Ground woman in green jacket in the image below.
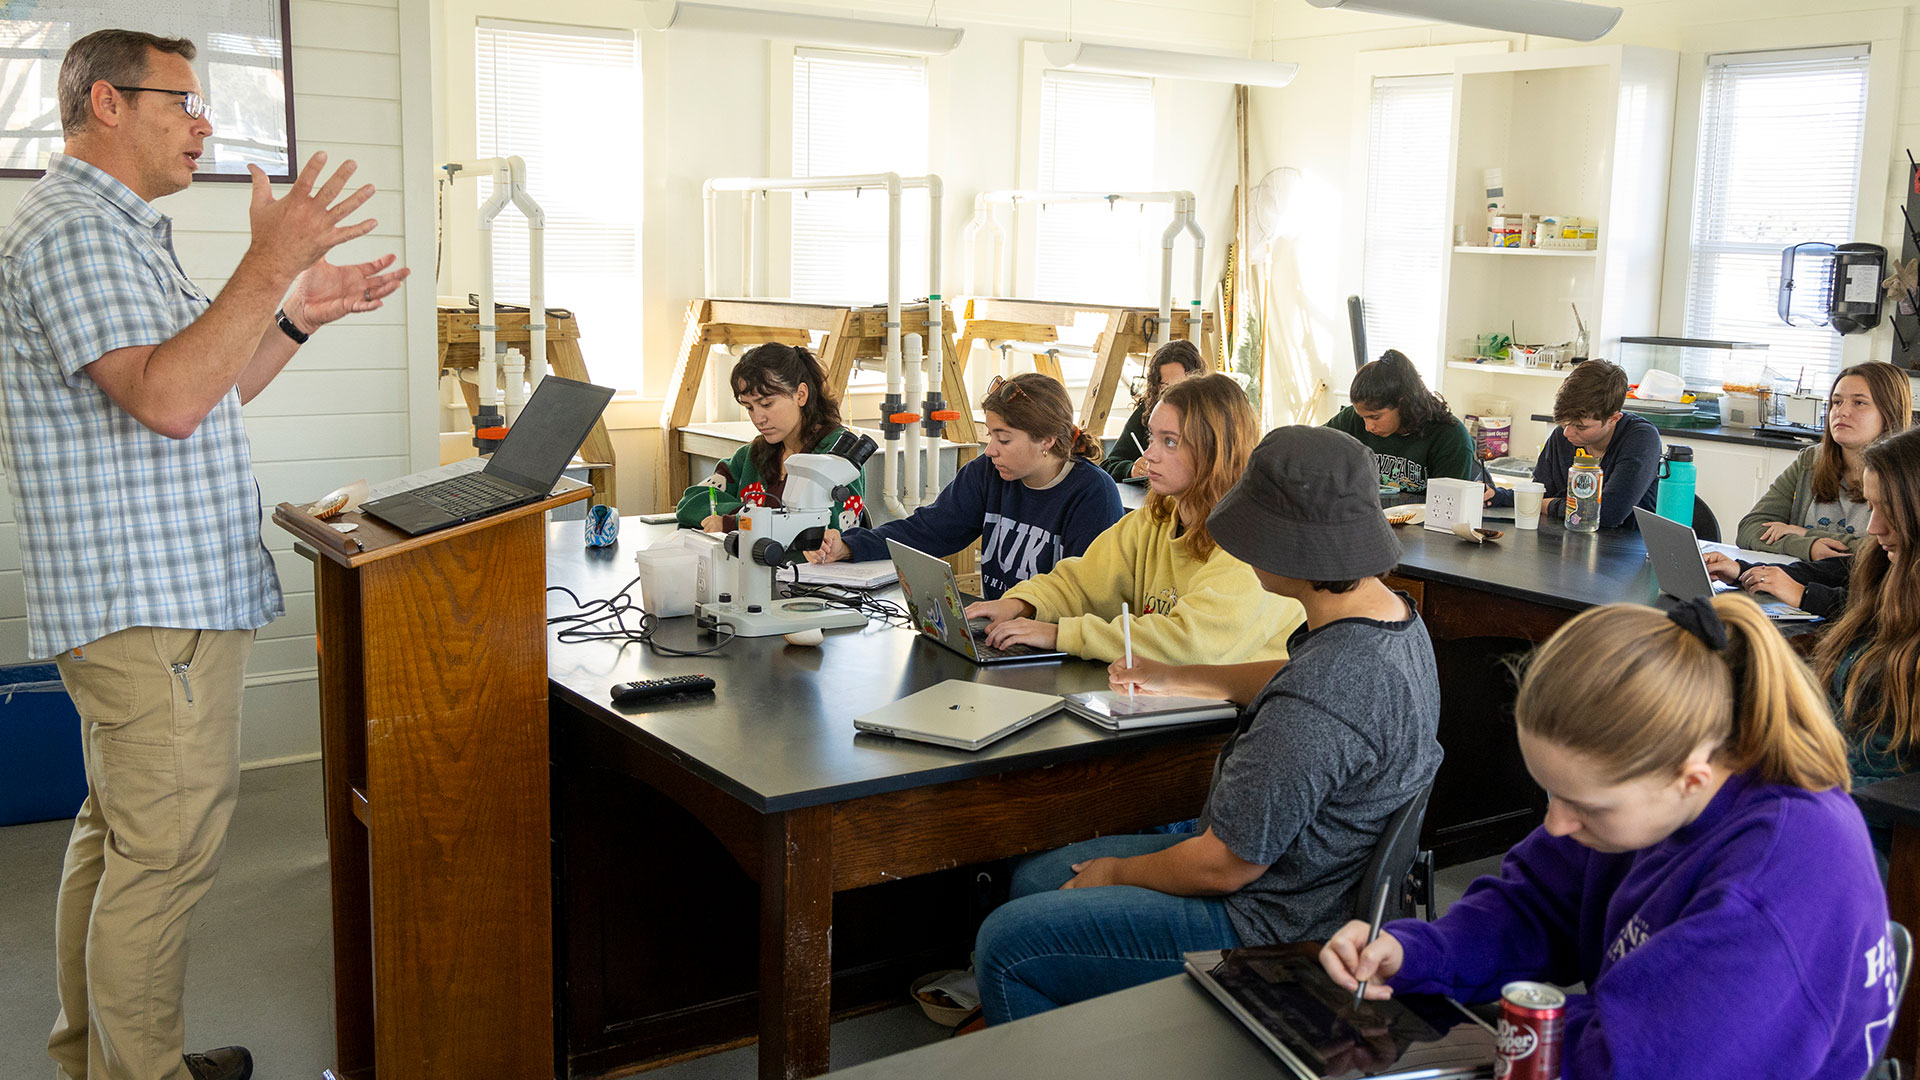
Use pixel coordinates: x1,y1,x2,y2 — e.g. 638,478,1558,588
1737,362,1911,560
1324,349,1476,494
674,342,866,533
1103,339,1204,481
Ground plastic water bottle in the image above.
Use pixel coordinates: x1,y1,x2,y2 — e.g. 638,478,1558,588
1655,446,1696,525
1566,450,1603,533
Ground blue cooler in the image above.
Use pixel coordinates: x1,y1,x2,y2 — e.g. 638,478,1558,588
0,662,87,826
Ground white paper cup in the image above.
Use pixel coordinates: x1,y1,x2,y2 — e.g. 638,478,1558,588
1514,482,1545,530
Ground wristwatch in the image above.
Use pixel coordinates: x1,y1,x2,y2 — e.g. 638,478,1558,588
275,308,310,346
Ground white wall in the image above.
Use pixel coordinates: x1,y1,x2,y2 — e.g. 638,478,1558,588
0,0,440,766
1250,0,1920,445
433,0,1257,511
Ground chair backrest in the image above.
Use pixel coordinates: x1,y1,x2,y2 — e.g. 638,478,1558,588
1692,495,1721,543
1352,783,1434,924
1867,921,1913,1080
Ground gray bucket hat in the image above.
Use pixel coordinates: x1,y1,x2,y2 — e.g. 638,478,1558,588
1207,426,1402,581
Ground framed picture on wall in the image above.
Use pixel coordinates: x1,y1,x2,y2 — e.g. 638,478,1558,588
0,0,297,182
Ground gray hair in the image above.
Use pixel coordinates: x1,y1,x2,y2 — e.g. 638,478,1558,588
59,29,197,137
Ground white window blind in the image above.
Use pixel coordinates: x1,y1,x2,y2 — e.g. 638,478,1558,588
791,49,928,305
476,21,642,388
1683,46,1869,389
1035,70,1163,306
1360,75,1452,384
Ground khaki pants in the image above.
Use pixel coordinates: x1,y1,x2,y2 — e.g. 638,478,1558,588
47,627,255,1080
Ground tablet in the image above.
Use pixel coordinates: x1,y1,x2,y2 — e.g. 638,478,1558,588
1185,943,1497,1080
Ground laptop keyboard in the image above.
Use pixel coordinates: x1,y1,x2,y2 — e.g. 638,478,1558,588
412,472,530,516
968,623,1048,659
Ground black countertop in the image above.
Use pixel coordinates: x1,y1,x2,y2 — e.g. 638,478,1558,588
1854,773,1920,829
830,973,1286,1079
1529,414,1816,452
544,521,1229,815
1389,517,1660,612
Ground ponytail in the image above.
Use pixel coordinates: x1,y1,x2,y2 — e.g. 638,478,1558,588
1516,596,1848,791
1068,425,1103,462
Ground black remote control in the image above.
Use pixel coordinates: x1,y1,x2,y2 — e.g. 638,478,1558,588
610,675,715,704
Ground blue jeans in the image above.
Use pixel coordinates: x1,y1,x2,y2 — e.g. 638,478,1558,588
974,834,1243,1024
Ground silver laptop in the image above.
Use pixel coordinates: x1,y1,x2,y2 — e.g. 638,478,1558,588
852,680,1065,751
885,539,1068,664
1634,507,1818,621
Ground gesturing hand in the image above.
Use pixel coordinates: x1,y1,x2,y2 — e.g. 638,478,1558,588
247,152,380,284
282,254,409,334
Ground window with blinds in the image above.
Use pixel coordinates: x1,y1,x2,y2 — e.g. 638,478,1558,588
1682,46,1870,389
1359,74,1453,384
1034,70,1163,305
791,49,929,305
475,21,642,387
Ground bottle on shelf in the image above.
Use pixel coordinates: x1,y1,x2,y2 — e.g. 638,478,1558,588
1566,449,1603,533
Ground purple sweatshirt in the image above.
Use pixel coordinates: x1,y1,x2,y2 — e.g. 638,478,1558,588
1388,772,1894,1080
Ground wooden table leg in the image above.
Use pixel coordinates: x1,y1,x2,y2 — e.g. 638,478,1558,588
1888,824,1920,1070
759,805,833,1080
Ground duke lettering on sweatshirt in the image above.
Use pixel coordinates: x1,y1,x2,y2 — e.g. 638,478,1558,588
840,456,1124,599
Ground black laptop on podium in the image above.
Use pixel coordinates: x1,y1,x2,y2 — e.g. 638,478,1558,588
362,375,614,536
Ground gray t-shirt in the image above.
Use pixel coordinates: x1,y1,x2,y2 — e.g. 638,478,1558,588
1198,594,1443,945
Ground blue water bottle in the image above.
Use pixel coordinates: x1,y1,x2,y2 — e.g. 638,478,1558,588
1655,446,1696,523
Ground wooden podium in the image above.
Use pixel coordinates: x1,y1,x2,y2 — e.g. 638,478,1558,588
275,483,591,1080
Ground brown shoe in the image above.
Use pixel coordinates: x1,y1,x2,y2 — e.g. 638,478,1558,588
183,1046,253,1080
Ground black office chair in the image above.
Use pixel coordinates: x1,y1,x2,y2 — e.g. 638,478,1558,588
1692,496,1721,543
1867,920,1913,1080
1352,782,1436,925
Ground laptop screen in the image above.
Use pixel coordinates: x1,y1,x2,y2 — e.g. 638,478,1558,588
484,376,615,492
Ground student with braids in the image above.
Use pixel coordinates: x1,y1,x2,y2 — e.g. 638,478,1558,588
809,373,1123,598
1103,338,1204,481
966,373,1304,665
1813,426,1920,795
1324,349,1477,494
1321,595,1894,1080
674,342,866,533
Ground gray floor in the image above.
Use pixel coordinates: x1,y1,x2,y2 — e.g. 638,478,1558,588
0,760,1504,1078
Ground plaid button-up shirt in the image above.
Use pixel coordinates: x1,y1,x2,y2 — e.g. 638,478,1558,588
0,155,281,658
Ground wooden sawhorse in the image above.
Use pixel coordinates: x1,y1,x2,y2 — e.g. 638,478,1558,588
953,297,1217,443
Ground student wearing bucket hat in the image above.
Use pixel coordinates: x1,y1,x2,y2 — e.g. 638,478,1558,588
973,427,1444,1025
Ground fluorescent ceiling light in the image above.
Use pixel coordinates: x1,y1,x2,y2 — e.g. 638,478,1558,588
1306,0,1621,41
641,2,964,56
1041,42,1298,88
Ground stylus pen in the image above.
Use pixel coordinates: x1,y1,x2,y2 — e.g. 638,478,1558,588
1353,879,1393,1008
1122,602,1135,706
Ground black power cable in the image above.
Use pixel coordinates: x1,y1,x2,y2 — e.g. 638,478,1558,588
546,575,737,657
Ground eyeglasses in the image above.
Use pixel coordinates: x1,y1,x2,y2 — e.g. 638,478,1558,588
111,86,209,120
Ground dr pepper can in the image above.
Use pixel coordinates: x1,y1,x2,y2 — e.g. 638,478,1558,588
1494,980,1565,1079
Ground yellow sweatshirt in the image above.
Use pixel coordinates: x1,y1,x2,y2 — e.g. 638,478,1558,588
1002,502,1305,665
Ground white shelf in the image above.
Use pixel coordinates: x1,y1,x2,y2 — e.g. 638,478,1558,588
1452,245,1597,257
1447,361,1575,379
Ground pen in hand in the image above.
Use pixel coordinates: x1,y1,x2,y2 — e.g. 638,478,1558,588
1353,879,1392,1008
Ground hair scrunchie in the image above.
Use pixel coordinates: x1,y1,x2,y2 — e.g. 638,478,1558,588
1668,596,1730,652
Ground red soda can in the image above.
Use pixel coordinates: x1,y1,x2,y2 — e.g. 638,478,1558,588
1494,981,1565,1079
